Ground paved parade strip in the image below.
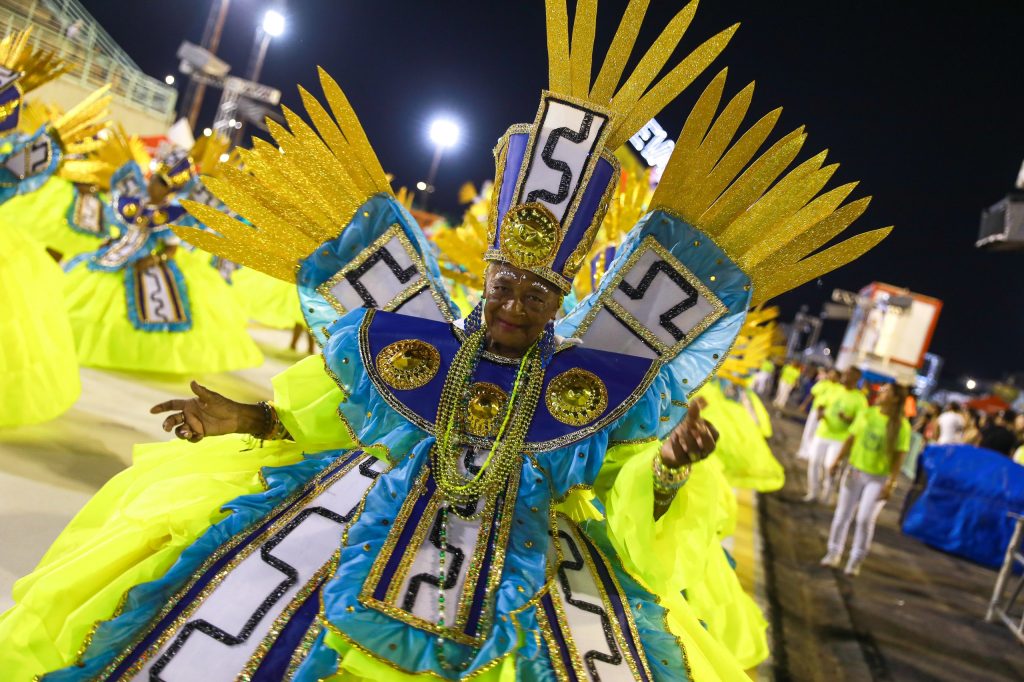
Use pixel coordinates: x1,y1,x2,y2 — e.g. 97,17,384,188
762,412,1024,682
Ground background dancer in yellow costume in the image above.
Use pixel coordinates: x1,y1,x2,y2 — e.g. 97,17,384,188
0,28,111,427
1,1,891,679
61,133,262,374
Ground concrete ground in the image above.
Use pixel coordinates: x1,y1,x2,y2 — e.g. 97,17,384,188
761,408,1024,681
0,327,300,612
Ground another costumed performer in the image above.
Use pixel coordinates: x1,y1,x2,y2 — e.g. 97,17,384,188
0,1,890,679
0,28,112,427
62,137,262,374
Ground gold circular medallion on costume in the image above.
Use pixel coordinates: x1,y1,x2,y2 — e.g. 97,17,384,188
151,209,169,225
545,368,608,426
122,202,138,218
375,339,441,390
499,202,561,269
464,382,509,437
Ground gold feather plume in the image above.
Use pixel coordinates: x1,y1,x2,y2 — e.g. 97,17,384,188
12,86,113,186
0,28,69,94
719,306,783,385
433,185,492,290
649,68,891,306
177,67,393,283
545,0,737,150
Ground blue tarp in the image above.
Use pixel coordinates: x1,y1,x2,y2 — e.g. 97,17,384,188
902,444,1024,569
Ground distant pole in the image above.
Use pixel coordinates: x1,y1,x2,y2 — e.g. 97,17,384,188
185,0,231,129
233,6,284,146
422,145,444,209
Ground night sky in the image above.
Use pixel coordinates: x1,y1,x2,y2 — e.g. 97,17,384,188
81,0,1024,381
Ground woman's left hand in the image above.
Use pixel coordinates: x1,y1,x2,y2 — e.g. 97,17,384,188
660,397,719,468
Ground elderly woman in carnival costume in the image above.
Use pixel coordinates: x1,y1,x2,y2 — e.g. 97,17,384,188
0,1,891,680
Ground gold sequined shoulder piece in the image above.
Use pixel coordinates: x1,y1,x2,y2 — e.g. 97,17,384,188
176,67,393,283
649,70,892,305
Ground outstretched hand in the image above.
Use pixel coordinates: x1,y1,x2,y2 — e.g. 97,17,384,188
660,397,719,468
150,381,245,443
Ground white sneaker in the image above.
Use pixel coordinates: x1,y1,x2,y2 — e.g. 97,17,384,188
819,551,842,568
844,559,862,576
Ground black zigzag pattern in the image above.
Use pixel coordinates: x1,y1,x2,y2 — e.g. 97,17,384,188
555,528,623,679
526,112,595,206
346,247,419,308
617,259,699,342
150,461,381,680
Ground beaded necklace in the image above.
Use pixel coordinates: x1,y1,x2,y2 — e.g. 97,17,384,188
432,324,546,673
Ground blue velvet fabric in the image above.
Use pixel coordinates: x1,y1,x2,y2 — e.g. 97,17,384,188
902,444,1024,568
360,310,654,450
558,209,752,438
296,193,457,346
0,127,62,203
0,84,21,133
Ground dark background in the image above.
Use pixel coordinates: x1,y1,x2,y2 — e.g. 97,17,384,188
81,0,1024,381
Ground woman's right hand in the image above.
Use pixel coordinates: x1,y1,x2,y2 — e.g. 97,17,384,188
150,381,257,442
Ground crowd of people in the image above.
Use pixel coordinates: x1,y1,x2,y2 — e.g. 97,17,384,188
760,358,1024,578
916,402,1024,460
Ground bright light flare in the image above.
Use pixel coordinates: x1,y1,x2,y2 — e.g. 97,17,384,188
164,74,175,85
416,181,427,191
262,9,286,37
428,118,460,149
966,378,977,391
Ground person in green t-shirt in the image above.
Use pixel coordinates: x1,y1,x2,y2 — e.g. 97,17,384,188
820,382,911,576
797,368,840,461
752,359,776,396
804,366,866,502
773,361,802,409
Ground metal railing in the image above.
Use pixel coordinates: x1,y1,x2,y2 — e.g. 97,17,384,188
986,511,1024,644
0,0,176,120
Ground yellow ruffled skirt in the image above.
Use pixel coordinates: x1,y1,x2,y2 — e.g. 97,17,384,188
0,177,106,260
231,266,305,329
64,249,263,374
0,225,80,427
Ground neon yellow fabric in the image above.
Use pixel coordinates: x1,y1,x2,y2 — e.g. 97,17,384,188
232,266,304,329
759,360,773,373
598,441,719,594
596,442,761,678
815,387,868,442
810,379,839,409
272,354,354,446
0,360,358,680
0,176,104,259
685,546,769,670
697,383,784,492
63,249,263,374
0,223,80,427
848,406,911,476
0,435,312,680
779,365,800,386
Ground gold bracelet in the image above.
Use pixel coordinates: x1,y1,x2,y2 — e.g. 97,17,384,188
652,452,691,494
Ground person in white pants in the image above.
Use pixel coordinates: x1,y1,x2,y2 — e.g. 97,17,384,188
797,368,839,460
773,361,801,409
821,383,911,575
804,367,867,502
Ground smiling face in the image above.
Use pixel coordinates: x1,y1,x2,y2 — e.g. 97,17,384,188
482,263,562,358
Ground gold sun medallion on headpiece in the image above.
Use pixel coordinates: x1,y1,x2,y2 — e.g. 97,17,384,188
499,202,561,269
545,368,608,426
376,339,441,390
464,382,509,437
